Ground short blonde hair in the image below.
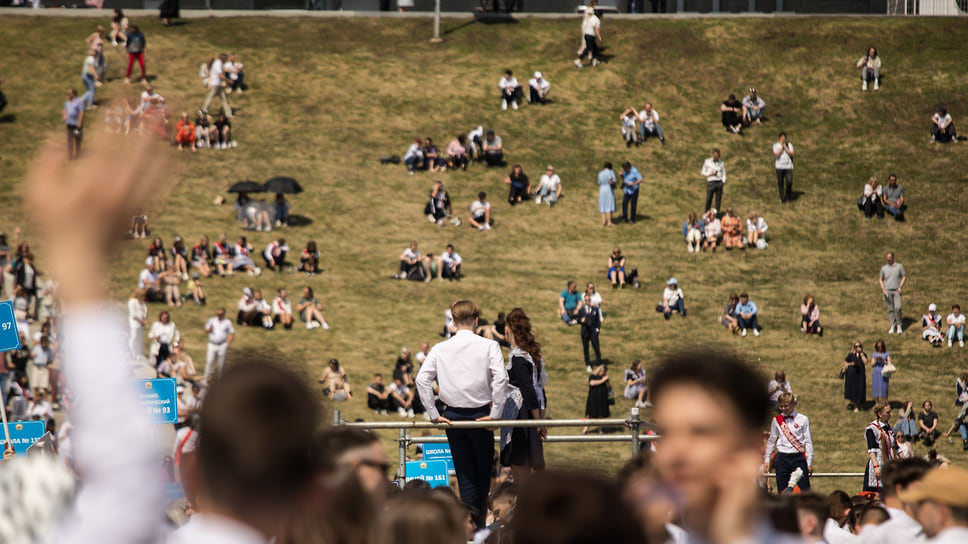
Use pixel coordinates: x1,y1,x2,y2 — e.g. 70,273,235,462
450,300,480,327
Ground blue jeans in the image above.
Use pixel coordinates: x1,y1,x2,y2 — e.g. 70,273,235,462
959,423,968,441
622,190,638,222
82,73,97,108
738,313,759,331
664,298,685,319
894,417,917,438
276,203,290,224
885,203,904,219
537,185,557,203
639,123,664,142
949,325,965,342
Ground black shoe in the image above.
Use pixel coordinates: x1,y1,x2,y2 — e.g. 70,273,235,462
963,439,967,451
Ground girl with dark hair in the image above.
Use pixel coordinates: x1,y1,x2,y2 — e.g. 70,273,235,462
500,308,547,484
504,165,530,205
299,240,320,275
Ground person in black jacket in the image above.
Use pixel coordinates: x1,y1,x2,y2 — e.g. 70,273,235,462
579,293,602,373
500,308,546,485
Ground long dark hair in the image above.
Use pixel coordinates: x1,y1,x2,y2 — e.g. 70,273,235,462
506,308,541,370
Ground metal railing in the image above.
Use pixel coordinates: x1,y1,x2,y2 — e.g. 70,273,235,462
333,408,655,479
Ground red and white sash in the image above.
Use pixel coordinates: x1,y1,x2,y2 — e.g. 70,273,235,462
776,414,806,456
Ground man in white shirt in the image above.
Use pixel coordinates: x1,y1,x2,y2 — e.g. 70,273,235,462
742,87,766,125
438,243,462,281
773,132,795,204
637,103,665,144
139,84,166,112
864,458,932,544
700,148,726,213
947,304,965,347
527,71,550,105
661,278,685,320
204,307,235,379
468,191,492,231
899,465,968,544
534,165,561,205
482,130,504,167
138,257,161,297
396,240,430,281
415,342,430,364
416,299,507,529
498,70,520,111
763,392,814,491
930,106,957,144
574,1,602,68
201,53,232,118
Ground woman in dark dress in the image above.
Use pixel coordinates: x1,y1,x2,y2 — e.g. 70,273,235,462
582,365,610,434
843,341,868,412
159,0,179,26
499,308,547,485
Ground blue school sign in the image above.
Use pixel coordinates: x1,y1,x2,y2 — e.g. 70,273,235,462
8,420,46,456
0,300,22,352
405,460,449,488
423,440,454,471
136,378,179,424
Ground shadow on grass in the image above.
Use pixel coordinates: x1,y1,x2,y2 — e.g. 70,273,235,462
787,190,805,203
442,19,477,37
0,114,14,124
288,214,314,227
473,11,520,24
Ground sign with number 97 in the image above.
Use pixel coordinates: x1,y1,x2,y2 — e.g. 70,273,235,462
0,301,21,352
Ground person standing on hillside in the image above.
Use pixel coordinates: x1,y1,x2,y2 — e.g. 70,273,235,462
63,88,85,161
201,54,232,118
124,24,146,85
700,148,725,213
879,251,906,334
574,0,602,69
763,392,813,492
773,132,794,204
416,299,508,529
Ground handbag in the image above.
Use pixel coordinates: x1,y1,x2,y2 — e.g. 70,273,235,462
882,362,897,377
838,366,847,379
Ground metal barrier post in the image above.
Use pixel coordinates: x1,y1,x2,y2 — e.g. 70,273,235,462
628,408,641,455
398,428,408,481
332,409,341,426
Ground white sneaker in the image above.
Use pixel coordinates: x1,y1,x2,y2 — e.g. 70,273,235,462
592,59,600,67
950,339,954,347
574,59,583,69
862,81,868,91
535,196,542,204
321,321,330,330
182,273,189,281
275,220,282,227
484,224,491,231
888,327,895,334
427,214,436,223
874,80,879,91
254,267,262,276
501,99,508,111
741,329,748,337
687,245,694,253
896,325,902,334
397,407,408,417
511,101,518,110
407,408,415,418
311,321,321,329
306,322,313,330
586,365,593,373
478,226,485,231
961,340,965,347
753,329,760,337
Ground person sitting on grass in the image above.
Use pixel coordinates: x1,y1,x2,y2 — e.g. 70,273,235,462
424,181,453,225
169,236,190,280
559,280,583,325
947,304,965,347
918,400,940,447
482,129,504,167
213,233,234,276
607,246,627,288
187,273,205,305
175,112,196,152
319,359,352,401
389,376,416,417
534,165,561,206
859,176,885,219
661,278,685,319
437,244,462,281
224,53,246,93
272,288,294,330
476,311,508,345
423,137,446,172
881,174,905,221
138,258,161,300
262,237,289,272
237,287,261,326
624,360,649,408
298,286,329,330
159,264,183,307
468,191,492,231
620,108,639,148
719,292,740,333
801,294,822,336
499,69,521,111
736,292,760,337
856,46,880,91
148,237,169,271
922,303,945,346
721,207,743,250
213,112,234,149
682,211,703,253
528,71,550,105
746,211,768,249
367,373,391,414
701,209,721,252
446,134,469,171
741,87,765,126
403,138,424,174
504,164,531,206
930,106,958,144
231,236,261,276
194,110,213,149
274,193,291,227
299,239,320,276
720,94,743,134
396,240,431,281
253,288,274,329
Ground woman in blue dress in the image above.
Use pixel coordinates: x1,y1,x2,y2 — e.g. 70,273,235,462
870,339,892,405
597,162,616,227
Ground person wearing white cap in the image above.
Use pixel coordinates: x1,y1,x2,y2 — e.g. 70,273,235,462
922,303,944,345
742,87,765,126
137,256,160,297
899,465,968,543
527,71,550,105
661,278,685,320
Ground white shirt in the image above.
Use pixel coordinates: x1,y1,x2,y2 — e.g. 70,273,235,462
208,58,224,88
205,316,235,344
774,141,794,170
743,94,766,110
528,77,550,92
498,76,519,92
701,157,726,183
401,247,420,261
148,321,180,354
415,329,508,420
441,250,462,267
933,113,952,128
947,313,965,328
166,513,269,544
415,350,429,364
140,90,165,111
28,399,54,420
263,241,288,262
172,426,198,460
138,268,158,289
470,200,490,218
824,518,857,544
747,217,768,234
638,108,660,130
272,296,292,316
863,506,925,544
768,379,791,403
662,287,683,306
929,526,968,544
128,297,147,325
538,173,561,192
864,184,882,197
581,12,600,36
764,411,814,466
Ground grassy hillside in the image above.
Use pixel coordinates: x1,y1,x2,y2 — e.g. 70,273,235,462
1,14,967,492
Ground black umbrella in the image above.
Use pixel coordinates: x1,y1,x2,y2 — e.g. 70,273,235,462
264,176,303,194
228,180,267,193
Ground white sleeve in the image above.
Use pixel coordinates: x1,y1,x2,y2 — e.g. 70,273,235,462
50,308,163,543
487,342,508,420
415,351,439,419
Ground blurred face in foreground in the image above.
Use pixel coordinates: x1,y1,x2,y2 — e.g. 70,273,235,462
653,383,758,513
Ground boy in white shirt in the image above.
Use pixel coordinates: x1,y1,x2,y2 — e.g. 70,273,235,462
498,70,520,111
468,191,492,231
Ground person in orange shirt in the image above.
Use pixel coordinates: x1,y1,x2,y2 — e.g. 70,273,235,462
175,111,196,152
721,207,743,249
